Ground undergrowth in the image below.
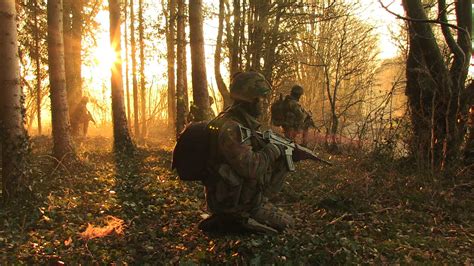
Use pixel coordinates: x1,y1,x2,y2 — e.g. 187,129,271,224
0,136,472,264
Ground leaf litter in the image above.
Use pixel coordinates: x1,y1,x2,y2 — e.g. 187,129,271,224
79,216,125,241
0,136,472,264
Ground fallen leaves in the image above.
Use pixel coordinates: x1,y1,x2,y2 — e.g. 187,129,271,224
79,216,125,241
0,136,472,264
64,237,73,246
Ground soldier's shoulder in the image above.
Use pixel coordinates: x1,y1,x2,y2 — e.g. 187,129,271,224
284,96,296,103
286,99,300,108
208,112,237,128
219,117,241,133
211,115,243,142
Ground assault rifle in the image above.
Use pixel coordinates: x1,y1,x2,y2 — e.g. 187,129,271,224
239,126,332,171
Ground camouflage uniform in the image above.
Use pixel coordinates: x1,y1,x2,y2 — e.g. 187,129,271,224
71,97,95,136
187,97,216,123
282,86,314,146
203,72,294,232
283,96,307,131
187,102,198,122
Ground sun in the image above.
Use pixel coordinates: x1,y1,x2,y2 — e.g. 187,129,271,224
94,43,118,71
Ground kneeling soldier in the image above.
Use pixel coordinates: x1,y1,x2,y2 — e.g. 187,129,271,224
200,71,294,233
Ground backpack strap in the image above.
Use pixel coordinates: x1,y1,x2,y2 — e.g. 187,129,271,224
238,125,252,143
204,112,229,185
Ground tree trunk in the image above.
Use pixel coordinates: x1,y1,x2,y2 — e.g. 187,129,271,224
324,65,338,151
260,3,281,124
248,0,268,71
0,0,29,201
240,0,246,69
229,0,240,76
402,0,472,169
63,0,74,131
215,0,231,108
71,0,83,112
47,0,75,160
108,0,135,153
176,0,188,136
262,4,281,83
245,0,253,70
138,0,146,138
124,0,131,128
63,0,83,136
165,0,177,129
130,0,140,138
189,0,210,121
34,0,42,135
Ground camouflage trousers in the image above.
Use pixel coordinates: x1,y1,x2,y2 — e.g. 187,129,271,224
72,121,90,137
202,161,294,233
251,162,294,231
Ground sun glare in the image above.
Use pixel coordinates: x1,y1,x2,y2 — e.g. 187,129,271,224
94,43,118,71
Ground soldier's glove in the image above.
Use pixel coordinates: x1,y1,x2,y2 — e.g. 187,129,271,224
275,144,287,159
262,143,284,161
292,148,306,162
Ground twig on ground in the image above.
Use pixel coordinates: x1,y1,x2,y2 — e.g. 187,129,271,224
39,153,73,177
328,212,350,225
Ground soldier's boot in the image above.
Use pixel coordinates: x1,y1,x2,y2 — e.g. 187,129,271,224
198,214,278,234
251,202,295,232
198,214,249,234
199,214,236,232
243,218,278,234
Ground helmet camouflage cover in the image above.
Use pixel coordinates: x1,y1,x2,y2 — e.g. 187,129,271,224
230,72,271,102
291,85,304,96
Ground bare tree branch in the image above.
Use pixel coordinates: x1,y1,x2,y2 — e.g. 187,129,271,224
378,0,469,37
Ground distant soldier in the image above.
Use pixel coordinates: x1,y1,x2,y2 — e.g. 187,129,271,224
187,96,216,122
71,96,95,137
199,71,294,233
208,96,216,118
272,85,314,145
187,101,198,122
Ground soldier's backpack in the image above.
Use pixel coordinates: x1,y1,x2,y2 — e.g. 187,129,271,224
271,94,286,126
171,121,211,181
172,117,224,182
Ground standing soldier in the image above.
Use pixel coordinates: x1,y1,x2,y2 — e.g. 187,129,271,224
208,96,216,118
199,71,294,233
71,96,95,137
276,85,314,145
187,96,216,122
187,101,198,122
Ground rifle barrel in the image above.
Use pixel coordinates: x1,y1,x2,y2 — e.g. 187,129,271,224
296,144,332,165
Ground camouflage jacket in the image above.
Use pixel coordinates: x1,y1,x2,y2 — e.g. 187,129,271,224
283,96,308,130
72,103,93,123
205,105,285,216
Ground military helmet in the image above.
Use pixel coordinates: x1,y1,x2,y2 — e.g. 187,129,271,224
230,72,271,102
291,85,304,96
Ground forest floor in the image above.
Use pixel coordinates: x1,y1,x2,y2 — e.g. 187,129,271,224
0,136,473,264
